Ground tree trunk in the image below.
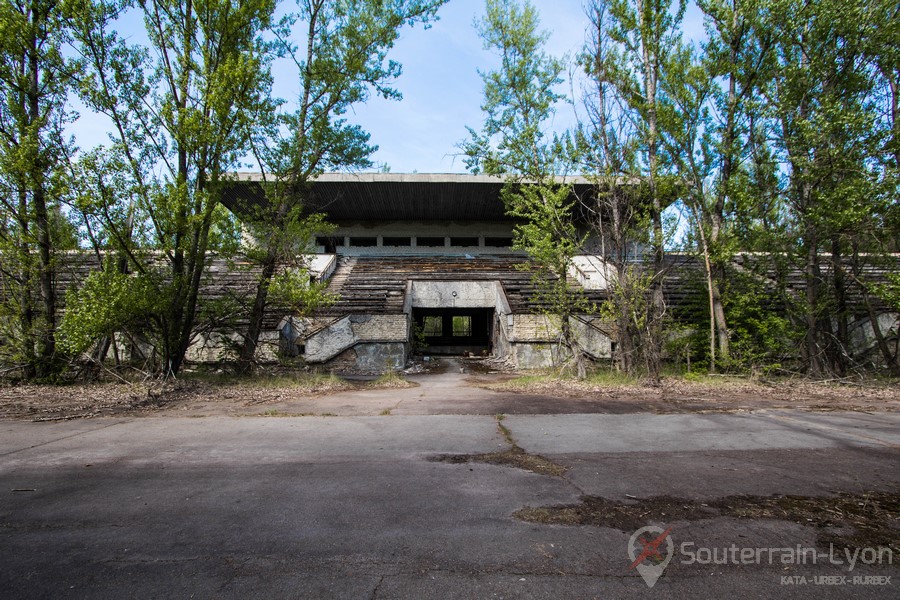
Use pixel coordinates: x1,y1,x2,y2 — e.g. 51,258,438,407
804,221,823,377
561,317,587,379
27,14,56,378
829,237,848,376
711,270,729,360
708,8,740,366
638,0,665,383
239,249,278,372
33,187,56,377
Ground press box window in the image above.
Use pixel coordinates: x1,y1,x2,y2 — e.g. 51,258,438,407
416,236,445,247
484,237,513,247
315,236,344,251
383,237,412,247
450,237,478,247
349,237,377,247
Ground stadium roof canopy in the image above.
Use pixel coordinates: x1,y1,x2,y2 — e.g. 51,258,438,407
221,172,601,222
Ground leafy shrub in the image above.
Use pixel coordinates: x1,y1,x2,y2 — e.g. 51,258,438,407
58,269,161,356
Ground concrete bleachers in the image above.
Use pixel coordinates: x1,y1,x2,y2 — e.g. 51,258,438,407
321,254,578,316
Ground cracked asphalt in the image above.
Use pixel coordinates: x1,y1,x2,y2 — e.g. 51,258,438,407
1,368,898,599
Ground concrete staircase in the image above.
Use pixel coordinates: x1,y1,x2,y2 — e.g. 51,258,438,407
319,255,559,316
325,256,357,293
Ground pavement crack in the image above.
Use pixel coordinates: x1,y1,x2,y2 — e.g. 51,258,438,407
429,415,570,477
368,575,385,600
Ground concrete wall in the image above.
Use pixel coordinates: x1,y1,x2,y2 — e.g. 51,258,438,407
184,331,280,363
512,342,559,369
848,312,899,368
326,342,407,373
308,254,337,281
508,314,557,342
571,317,614,359
502,314,614,369
569,256,614,290
305,314,408,364
409,281,499,309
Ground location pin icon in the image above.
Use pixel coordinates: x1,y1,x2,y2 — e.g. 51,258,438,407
627,525,674,588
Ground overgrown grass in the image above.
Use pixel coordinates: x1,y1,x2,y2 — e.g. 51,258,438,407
585,369,640,386
178,369,355,393
501,373,555,387
372,370,414,388
494,368,640,390
245,373,346,389
182,369,417,393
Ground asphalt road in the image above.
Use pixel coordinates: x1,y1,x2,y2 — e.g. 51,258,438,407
1,408,898,599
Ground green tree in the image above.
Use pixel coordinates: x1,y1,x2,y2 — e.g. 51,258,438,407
71,0,277,375
661,0,774,372
579,0,686,381
0,0,80,378
759,0,892,376
576,1,651,376
236,0,445,372
464,0,593,378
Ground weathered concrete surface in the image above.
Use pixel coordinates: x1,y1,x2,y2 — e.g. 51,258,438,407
1,377,898,599
305,314,408,366
409,280,499,308
504,411,900,454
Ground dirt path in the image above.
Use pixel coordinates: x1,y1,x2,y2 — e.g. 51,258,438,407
1,358,898,421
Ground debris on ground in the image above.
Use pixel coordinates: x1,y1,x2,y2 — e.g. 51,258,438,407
515,490,900,552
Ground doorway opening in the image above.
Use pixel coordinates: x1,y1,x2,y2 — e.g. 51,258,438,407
413,308,493,356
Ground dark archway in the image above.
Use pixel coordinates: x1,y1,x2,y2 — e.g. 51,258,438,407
413,308,493,355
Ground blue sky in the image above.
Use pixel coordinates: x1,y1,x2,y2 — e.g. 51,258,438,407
69,0,706,174
345,0,590,173
329,0,706,173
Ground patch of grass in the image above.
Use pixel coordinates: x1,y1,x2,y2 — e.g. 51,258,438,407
254,410,340,417
488,373,554,390
677,370,749,385
250,373,347,390
585,369,640,386
371,370,415,389
379,408,392,416
256,410,317,417
486,368,641,391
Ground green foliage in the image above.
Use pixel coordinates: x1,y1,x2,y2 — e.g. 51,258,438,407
267,270,337,317
58,269,161,356
467,0,593,377
585,368,639,386
873,273,900,312
235,0,445,369
0,0,84,377
506,182,593,334
506,183,581,271
723,285,796,370
69,0,280,375
411,323,428,353
464,0,565,177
